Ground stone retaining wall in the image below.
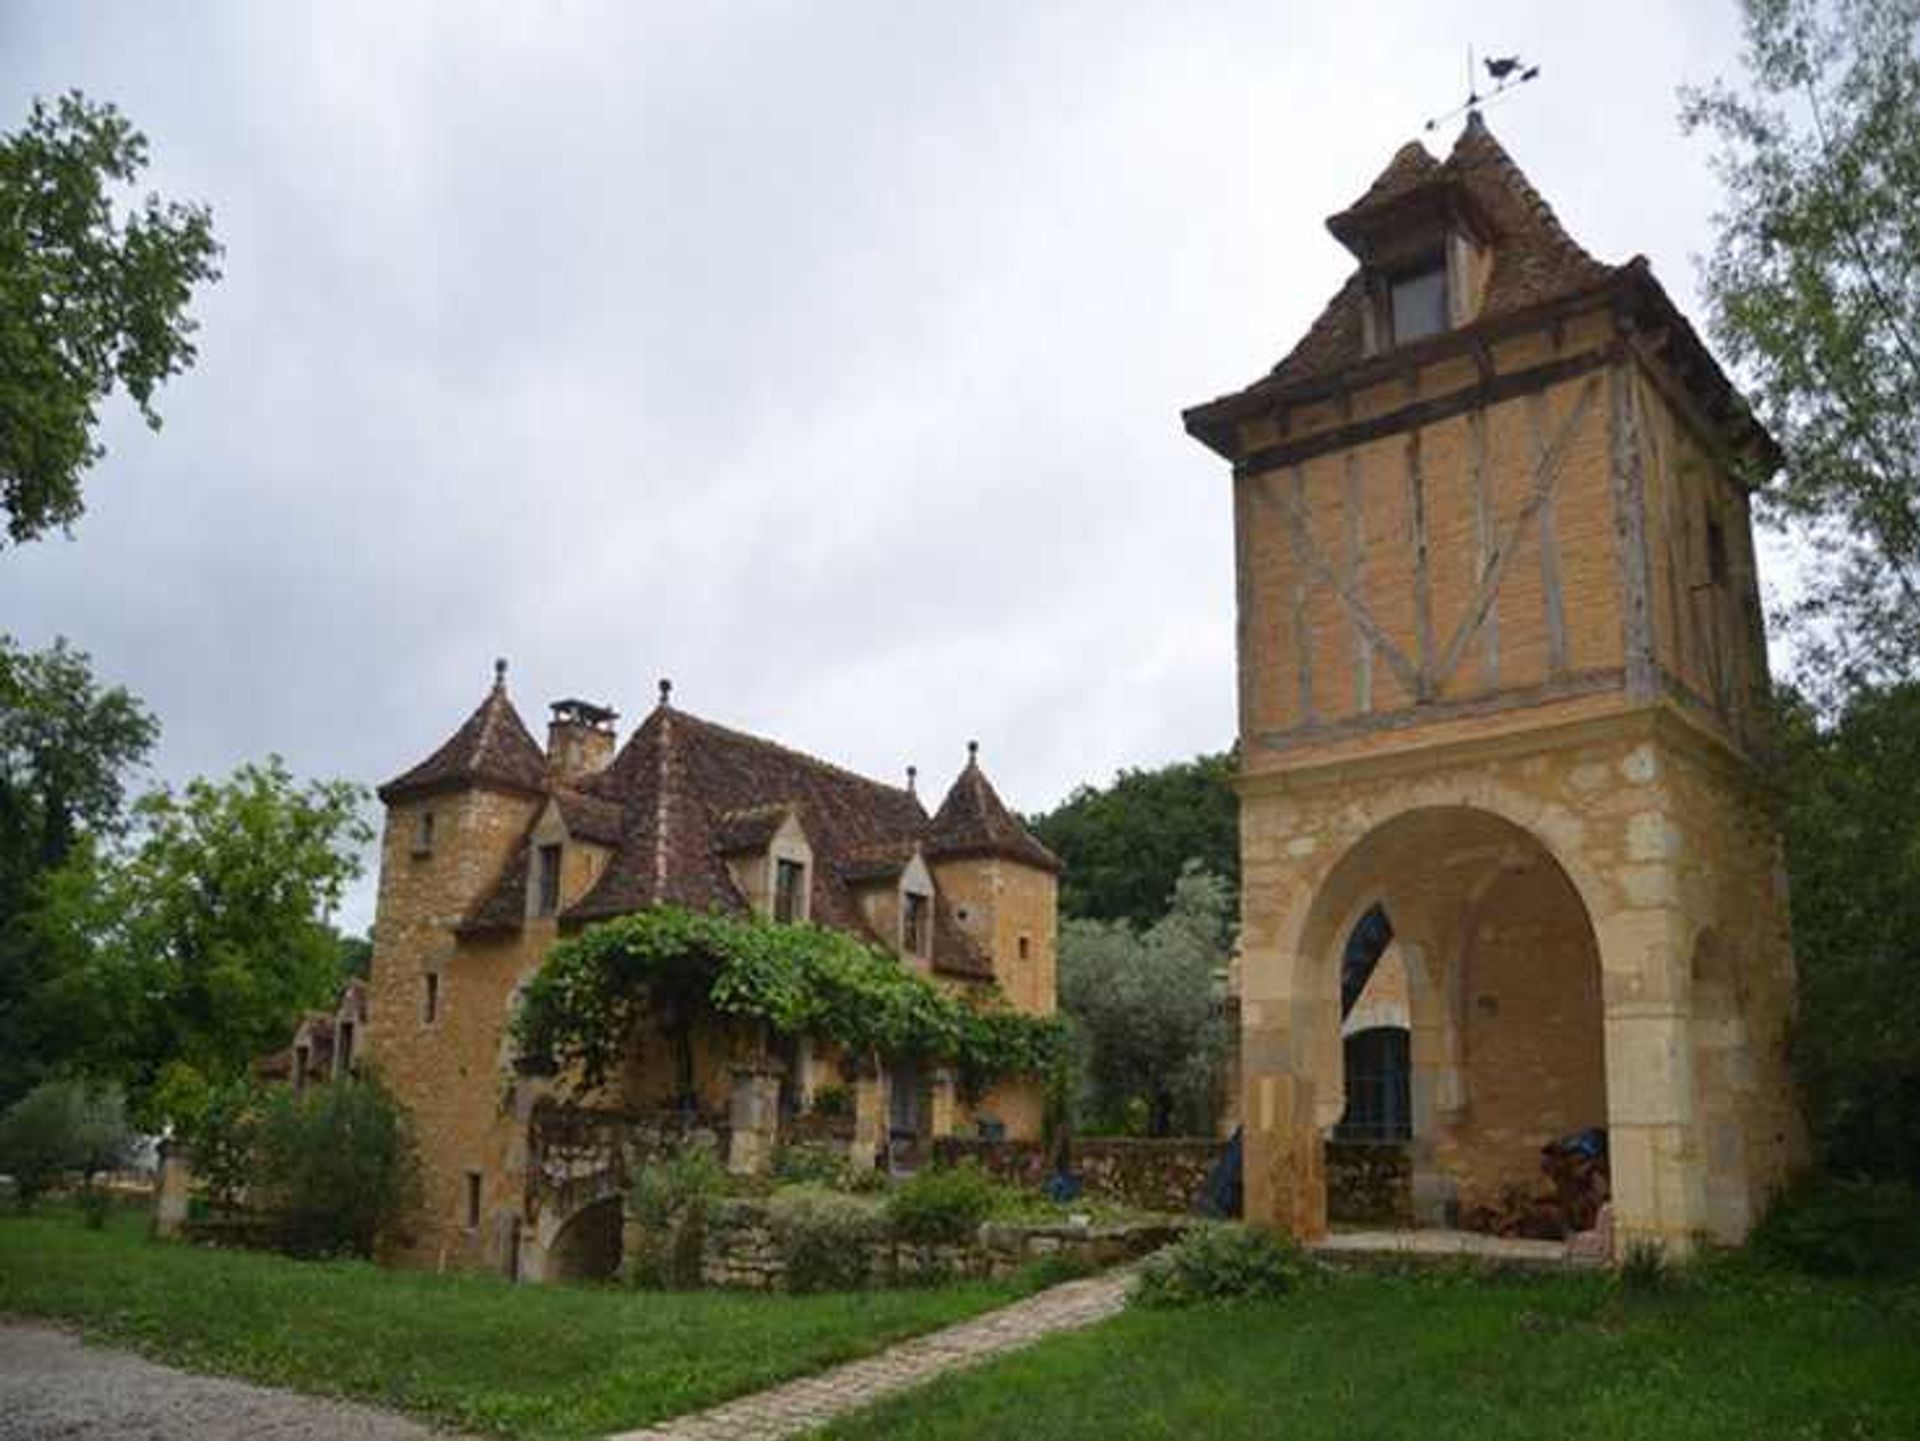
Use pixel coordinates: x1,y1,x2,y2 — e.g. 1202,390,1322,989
932,1137,1225,1214
676,1197,1188,1291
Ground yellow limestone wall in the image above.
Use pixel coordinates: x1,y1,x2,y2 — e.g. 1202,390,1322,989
1223,314,1804,1255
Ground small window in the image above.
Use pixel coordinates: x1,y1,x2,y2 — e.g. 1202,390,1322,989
903,891,931,958
423,972,440,1025
464,1170,482,1229
774,858,806,923
336,1021,355,1076
1388,263,1449,345
536,843,562,917
1017,934,1031,962
413,810,436,856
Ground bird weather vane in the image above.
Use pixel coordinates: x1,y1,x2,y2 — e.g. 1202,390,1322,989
1425,47,1541,132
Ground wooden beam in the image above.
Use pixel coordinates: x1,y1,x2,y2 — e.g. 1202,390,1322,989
1407,429,1435,700
1343,450,1373,714
1285,467,1316,726
1531,390,1570,678
1608,363,1659,701
1234,344,1619,478
1468,406,1498,688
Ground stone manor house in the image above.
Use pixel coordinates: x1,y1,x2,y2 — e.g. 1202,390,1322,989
1186,114,1803,1254
360,674,1060,1278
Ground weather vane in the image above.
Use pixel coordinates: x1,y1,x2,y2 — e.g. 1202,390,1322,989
1425,47,1541,133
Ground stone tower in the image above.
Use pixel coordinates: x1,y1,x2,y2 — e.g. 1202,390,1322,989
1183,116,1803,1254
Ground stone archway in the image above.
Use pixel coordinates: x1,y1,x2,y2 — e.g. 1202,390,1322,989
1246,803,1612,1242
544,1194,625,1283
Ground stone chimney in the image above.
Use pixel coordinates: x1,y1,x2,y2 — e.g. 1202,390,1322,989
546,699,617,782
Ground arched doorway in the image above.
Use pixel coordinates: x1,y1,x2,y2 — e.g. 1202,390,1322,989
546,1195,624,1283
1271,806,1610,1238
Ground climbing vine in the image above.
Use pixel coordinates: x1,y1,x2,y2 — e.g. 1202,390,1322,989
510,906,1069,1098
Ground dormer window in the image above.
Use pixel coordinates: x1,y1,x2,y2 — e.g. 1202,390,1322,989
1387,260,1449,345
774,857,807,923
902,890,931,958
535,843,562,917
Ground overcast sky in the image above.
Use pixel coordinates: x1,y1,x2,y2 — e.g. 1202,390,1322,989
1,1,1767,931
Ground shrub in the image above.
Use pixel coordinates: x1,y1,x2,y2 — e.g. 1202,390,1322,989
772,1141,848,1188
0,1080,135,1214
1021,1251,1098,1289
1132,1224,1305,1308
770,1184,884,1292
253,1074,421,1258
887,1163,1002,1245
808,1084,852,1118
628,1140,728,1289
1750,1177,1920,1278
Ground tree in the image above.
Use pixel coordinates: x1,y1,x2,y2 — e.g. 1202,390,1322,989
0,92,221,544
1059,864,1234,1136
1683,0,1920,690
1027,751,1238,926
26,757,372,1116
0,635,158,1107
1774,683,1920,1184
0,1078,133,1214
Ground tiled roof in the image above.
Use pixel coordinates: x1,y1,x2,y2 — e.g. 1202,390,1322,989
924,747,1064,874
1265,114,1615,392
377,672,548,802
423,685,1055,976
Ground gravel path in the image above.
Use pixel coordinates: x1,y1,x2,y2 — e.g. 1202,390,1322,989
608,1266,1136,1441
0,1322,455,1440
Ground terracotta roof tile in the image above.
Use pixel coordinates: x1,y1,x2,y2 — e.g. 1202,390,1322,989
378,674,548,802
924,747,1063,873
1265,115,1616,391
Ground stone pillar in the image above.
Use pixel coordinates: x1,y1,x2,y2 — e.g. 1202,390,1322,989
851,1068,890,1171
726,1064,783,1176
928,1067,959,1140
1240,1004,1328,1241
153,1139,193,1239
1599,902,1709,1257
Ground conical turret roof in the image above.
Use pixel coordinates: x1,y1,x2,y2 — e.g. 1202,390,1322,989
924,744,1063,873
377,662,548,802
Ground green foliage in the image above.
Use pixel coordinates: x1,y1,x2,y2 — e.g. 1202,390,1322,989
885,1164,1001,1245
1131,1224,1305,1308
513,907,1069,1096
251,1074,420,1259
0,92,221,544
25,757,371,1118
0,636,158,1110
807,1083,852,1118
156,1066,263,1210
1751,1177,1920,1277
769,1184,884,1292
0,1079,133,1212
1019,1251,1098,1289
1026,751,1238,926
1683,0,1920,686
1060,864,1233,1136
629,1141,728,1289
1773,683,1920,1181
772,1140,852,1188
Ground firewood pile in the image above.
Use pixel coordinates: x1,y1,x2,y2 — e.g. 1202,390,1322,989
1461,1128,1610,1240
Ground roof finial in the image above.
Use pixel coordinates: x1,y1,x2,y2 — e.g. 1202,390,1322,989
658,677,673,708
493,657,508,691
906,764,918,796
966,739,979,764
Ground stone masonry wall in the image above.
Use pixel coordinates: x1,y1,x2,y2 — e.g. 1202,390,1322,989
933,1137,1224,1215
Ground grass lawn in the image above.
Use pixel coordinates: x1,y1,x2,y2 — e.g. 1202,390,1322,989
824,1257,1920,1440
0,1205,1039,1438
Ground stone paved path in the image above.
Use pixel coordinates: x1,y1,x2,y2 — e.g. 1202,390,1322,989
608,1267,1136,1440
